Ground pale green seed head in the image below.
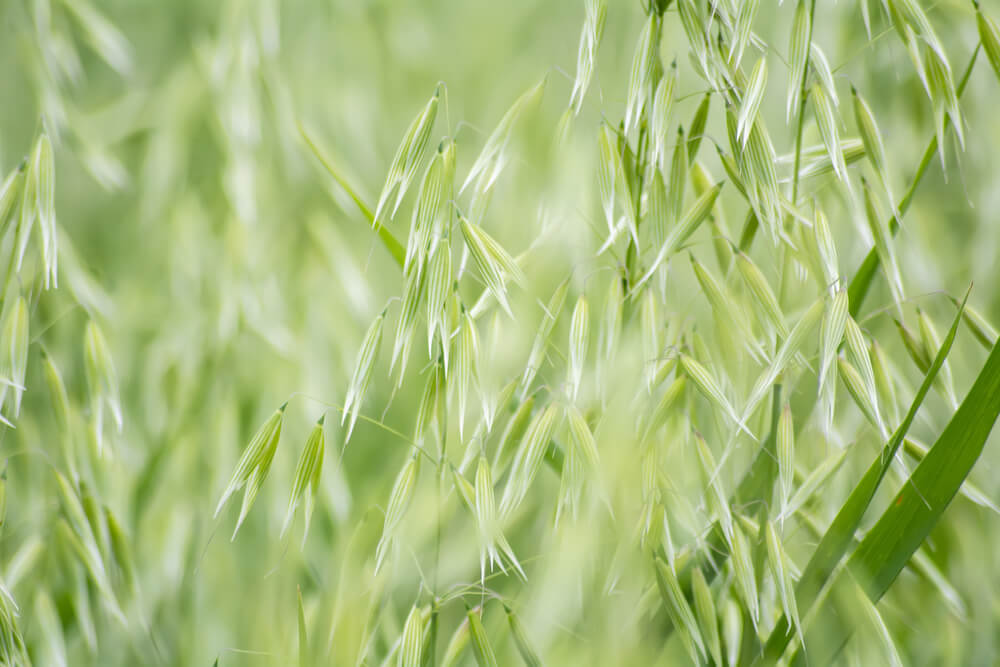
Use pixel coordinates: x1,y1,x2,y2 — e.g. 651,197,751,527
520,278,570,398
82,319,121,455
391,263,427,385
844,316,885,432
953,297,999,351
765,520,802,643
566,403,599,471
818,286,850,394
737,57,767,149
813,205,839,291
624,13,658,137
466,605,499,667
784,447,848,520
374,88,440,227
33,589,65,667
646,167,669,249
811,83,848,184
0,297,29,420
425,237,453,357
686,92,711,163
655,558,707,664
104,507,136,594
568,294,590,401
810,43,839,108
691,567,723,667
30,132,58,288
735,251,788,340
668,126,689,226
460,215,519,317
474,456,498,575
645,375,686,440
504,603,543,667
852,87,889,186
343,311,385,443
729,0,759,67
493,395,535,472
893,316,931,373
916,308,958,409
681,353,748,437
869,339,900,427
637,181,724,290
454,310,480,439
399,603,425,667
462,78,546,197
596,122,621,238
41,350,71,436
861,180,905,312
777,403,795,518
440,616,471,667
281,416,326,541
569,0,607,113
650,63,677,168
230,410,284,540
723,596,743,667
978,5,1000,82
406,140,454,274
0,167,21,227
500,402,560,518
730,522,760,629
375,451,421,573
640,288,661,390
694,431,733,542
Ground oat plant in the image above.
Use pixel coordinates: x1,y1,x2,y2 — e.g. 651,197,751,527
3,0,1000,665
286,1,1000,664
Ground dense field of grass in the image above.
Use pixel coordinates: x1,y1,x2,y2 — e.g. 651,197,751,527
2,0,1000,665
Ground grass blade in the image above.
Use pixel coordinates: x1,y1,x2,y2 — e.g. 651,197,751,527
298,124,406,267
757,290,969,663
786,312,1000,665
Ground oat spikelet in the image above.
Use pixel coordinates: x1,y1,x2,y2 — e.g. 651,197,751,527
343,310,385,444
624,13,659,137
569,0,608,114
215,404,285,539
281,416,326,543
737,57,767,149
568,294,590,401
374,88,439,227
375,451,420,573
654,557,707,664
499,403,560,518
786,0,811,122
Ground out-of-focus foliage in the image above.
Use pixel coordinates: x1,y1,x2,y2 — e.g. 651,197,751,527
1,0,1000,665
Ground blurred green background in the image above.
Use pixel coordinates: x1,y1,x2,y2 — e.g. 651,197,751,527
1,0,1000,664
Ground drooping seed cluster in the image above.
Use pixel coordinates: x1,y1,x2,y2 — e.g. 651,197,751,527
210,0,1000,663
5,0,1000,664
0,116,134,663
